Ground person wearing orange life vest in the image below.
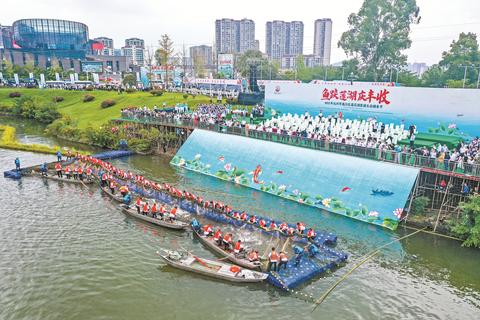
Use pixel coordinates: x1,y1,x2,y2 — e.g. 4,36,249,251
296,222,306,234
222,233,233,250
86,167,92,181
279,222,288,233
65,166,71,179
259,219,267,229
151,202,158,218
213,228,222,245
269,221,277,231
203,224,213,237
55,163,63,178
78,166,84,181
142,202,149,216
267,247,279,272
135,197,142,214
101,173,108,187
248,249,259,262
240,212,248,221
249,215,257,224
73,166,78,180
287,227,295,236
278,251,289,270
306,228,317,240
232,212,240,220
158,205,166,219
233,240,244,254
168,206,177,222
109,180,116,194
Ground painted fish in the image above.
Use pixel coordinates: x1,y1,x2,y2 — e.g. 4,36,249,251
276,170,284,174
218,155,225,162
341,187,351,192
251,165,262,184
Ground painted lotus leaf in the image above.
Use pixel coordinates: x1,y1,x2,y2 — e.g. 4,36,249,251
315,195,323,200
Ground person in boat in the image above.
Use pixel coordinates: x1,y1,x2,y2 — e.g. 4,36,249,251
142,202,150,216
259,219,267,229
109,180,116,194
78,166,84,181
267,247,279,272
65,166,71,179
56,150,62,162
168,206,177,222
279,222,288,233
40,162,48,176
233,240,244,255
232,211,240,220
55,163,63,178
269,221,277,231
135,197,142,214
240,211,248,221
15,157,21,171
191,218,200,231
73,166,78,180
248,249,259,262
213,228,222,245
296,222,306,235
278,251,288,270
101,172,108,187
119,185,129,197
66,150,72,160
222,233,233,250
203,224,213,237
86,167,92,181
287,227,295,236
151,202,158,218
123,193,132,206
306,228,316,240
248,215,257,224
158,204,166,220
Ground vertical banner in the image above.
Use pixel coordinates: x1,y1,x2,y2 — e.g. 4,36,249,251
136,72,141,82
217,54,234,79
92,73,100,84
74,73,79,81
14,73,19,85
55,73,60,81
0,72,3,81
40,74,46,86
69,73,75,84
29,72,34,79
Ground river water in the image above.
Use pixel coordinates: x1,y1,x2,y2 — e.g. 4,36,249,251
1,118,479,320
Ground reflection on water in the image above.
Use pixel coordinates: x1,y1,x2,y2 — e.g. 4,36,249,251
1,145,479,319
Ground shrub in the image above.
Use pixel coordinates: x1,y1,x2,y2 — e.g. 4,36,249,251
411,196,430,215
150,89,164,96
451,195,480,248
83,94,95,102
52,96,64,103
125,88,137,93
9,92,21,98
183,94,189,99
85,86,94,91
101,99,116,108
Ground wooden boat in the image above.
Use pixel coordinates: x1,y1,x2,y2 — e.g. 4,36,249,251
100,185,124,202
120,205,189,230
192,227,262,271
156,250,268,283
31,171,94,185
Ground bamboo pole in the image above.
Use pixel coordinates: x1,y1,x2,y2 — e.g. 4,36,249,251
311,227,427,312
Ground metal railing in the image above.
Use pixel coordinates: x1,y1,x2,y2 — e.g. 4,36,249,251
118,115,480,178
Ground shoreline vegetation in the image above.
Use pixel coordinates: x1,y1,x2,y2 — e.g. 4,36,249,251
0,124,61,154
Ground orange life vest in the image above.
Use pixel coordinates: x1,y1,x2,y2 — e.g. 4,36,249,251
223,234,232,243
280,252,288,262
249,251,258,261
55,163,61,171
143,203,149,212
151,204,157,213
229,265,241,273
170,207,177,216
213,230,222,241
136,198,142,206
269,251,279,262
234,241,242,251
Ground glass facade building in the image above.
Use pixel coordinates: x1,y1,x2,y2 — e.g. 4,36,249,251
12,19,89,58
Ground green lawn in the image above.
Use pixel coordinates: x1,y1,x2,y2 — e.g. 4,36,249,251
0,88,215,129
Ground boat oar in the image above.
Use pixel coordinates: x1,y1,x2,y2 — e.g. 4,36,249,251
180,246,215,270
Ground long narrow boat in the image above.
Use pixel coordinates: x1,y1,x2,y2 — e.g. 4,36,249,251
192,227,262,271
30,171,94,185
120,205,189,230
156,250,268,283
100,185,124,202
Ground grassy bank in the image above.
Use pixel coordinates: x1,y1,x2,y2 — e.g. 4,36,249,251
0,88,215,129
0,124,60,154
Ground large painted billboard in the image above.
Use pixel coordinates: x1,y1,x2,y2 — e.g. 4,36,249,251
265,82,480,137
171,129,420,230
217,54,234,79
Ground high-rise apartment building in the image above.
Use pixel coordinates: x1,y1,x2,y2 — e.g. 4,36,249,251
215,18,256,54
121,37,145,66
93,37,114,55
265,20,303,60
313,18,332,65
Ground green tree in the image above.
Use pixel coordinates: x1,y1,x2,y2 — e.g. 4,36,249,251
439,32,480,86
236,50,278,80
421,65,446,87
339,0,420,81
156,34,174,87
122,73,137,87
451,195,480,248
193,55,206,78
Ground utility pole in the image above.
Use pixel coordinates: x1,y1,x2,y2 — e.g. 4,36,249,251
460,64,468,88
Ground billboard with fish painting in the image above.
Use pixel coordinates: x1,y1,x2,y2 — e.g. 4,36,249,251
265,82,480,137
171,129,420,230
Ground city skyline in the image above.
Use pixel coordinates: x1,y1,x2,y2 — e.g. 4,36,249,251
1,0,480,65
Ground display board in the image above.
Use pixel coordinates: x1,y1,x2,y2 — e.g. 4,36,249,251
80,61,103,73
217,54,234,79
171,129,420,230
265,82,480,137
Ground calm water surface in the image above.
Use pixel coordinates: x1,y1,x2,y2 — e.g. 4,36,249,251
0,122,479,320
